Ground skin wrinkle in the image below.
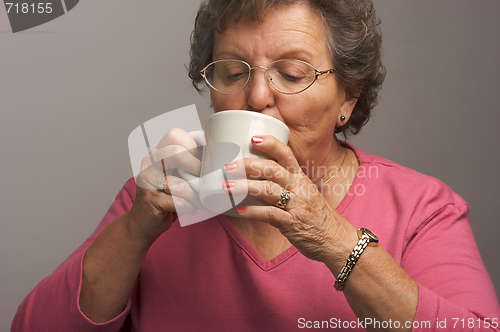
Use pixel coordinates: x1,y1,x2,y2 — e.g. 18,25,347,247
214,32,319,65
213,6,350,185
213,3,361,263
214,14,328,71
190,1,385,137
287,194,335,261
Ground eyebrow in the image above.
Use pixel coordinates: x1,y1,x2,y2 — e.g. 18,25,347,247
275,49,315,63
213,48,316,64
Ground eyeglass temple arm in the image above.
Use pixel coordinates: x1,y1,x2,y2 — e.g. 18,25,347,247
315,68,336,78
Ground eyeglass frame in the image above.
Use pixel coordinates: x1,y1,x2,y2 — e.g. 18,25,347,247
200,58,336,95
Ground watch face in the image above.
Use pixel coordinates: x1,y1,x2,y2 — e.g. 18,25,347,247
364,228,379,243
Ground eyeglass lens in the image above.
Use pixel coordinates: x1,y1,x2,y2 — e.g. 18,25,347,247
204,60,317,94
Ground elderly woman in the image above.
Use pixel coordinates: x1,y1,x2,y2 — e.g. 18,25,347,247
12,0,500,331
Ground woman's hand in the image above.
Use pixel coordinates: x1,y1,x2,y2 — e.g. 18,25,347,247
223,135,357,269
81,128,204,322
80,127,204,323
127,127,203,241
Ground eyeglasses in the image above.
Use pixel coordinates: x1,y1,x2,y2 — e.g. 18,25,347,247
200,59,335,95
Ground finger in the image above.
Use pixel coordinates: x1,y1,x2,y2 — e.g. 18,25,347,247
134,183,177,215
223,179,295,209
224,158,294,189
133,184,194,229
157,127,200,159
251,135,302,174
166,175,204,211
236,205,292,229
141,145,202,176
136,161,166,190
135,164,201,208
135,171,201,216
145,173,204,211
171,195,200,216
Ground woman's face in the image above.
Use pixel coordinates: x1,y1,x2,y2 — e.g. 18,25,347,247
211,4,357,165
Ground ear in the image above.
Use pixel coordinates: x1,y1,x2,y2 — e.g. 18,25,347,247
337,87,361,126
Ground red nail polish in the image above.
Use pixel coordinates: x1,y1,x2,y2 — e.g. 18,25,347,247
237,207,247,214
223,181,235,189
225,163,238,171
252,136,264,144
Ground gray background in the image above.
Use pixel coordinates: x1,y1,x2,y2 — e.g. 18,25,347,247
1,0,499,329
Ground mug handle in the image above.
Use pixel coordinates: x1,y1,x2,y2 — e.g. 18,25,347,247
177,130,206,192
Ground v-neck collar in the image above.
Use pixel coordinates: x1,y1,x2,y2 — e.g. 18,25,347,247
217,215,299,271
214,142,367,271
335,141,366,214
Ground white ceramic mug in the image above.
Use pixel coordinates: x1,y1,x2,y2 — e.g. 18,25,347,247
178,110,290,217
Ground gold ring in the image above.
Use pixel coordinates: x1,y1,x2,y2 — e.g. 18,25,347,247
275,188,290,209
158,175,168,192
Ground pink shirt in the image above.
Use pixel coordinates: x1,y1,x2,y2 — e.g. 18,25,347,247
12,144,500,331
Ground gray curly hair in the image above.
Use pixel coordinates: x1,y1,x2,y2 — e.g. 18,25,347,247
188,0,385,137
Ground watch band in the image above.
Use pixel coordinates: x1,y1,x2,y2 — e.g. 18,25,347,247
334,228,378,291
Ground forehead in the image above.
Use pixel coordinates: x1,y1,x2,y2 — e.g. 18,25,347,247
213,3,329,62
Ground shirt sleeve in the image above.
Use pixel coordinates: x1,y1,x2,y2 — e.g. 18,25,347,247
11,178,137,332
401,193,500,331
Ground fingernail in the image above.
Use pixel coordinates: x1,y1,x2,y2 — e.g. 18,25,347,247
224,163,238,171
237,207,247,214
252,136,264,144
222,181,235,189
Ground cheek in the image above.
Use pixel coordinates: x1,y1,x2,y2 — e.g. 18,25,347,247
211,92,246,112
285,93,338,134
278,95,318,128
210,93,224,111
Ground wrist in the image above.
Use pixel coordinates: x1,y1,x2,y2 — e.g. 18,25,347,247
121,211,162,249
323,231,359,274
334,228,379,291
322,212,359,273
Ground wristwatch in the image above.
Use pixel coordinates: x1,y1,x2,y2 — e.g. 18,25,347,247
334,228,378,291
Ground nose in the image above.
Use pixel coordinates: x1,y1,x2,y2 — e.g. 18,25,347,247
246,66,275,111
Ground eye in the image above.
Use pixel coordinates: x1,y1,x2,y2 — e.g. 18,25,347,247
279,71,304,82
226,71,246,81
271,61,311,84
221,65,248,83
277,68,308,83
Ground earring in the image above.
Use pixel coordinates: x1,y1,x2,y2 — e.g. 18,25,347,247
340,115,346,122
